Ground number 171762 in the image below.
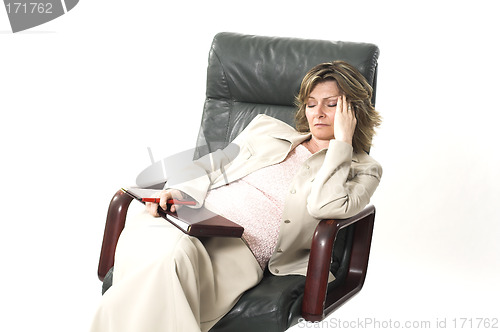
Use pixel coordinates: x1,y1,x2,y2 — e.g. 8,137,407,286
452,318,499,329
5,2,53,14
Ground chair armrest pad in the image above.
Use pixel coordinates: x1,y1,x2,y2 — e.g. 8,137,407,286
97,189,134,281
301,205,375,321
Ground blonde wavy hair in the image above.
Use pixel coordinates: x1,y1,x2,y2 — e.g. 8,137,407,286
295,61,381,153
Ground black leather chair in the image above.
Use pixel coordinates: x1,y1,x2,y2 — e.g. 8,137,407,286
98,32,379,332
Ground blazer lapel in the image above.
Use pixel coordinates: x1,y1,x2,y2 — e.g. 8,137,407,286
269,131,311,149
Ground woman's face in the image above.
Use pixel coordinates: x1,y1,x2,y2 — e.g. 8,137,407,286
305,80,341,143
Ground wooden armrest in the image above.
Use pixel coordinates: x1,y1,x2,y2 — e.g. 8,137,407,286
301,205,376,321
97,189,134,281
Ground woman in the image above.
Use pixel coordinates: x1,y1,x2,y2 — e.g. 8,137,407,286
91,61,382,332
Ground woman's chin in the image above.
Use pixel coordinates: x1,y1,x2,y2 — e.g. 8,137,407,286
311,134,335,142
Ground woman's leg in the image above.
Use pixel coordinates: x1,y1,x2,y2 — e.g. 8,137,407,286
90,210,262,332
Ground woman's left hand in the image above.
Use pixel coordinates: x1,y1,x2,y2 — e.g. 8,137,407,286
334,95,357,145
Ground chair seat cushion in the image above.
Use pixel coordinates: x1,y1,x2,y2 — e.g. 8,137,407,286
210,270,305,332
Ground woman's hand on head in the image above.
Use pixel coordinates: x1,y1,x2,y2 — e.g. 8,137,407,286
146,189,185,217
334,95,357,145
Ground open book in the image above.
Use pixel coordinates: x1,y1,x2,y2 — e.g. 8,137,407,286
122,187,244,238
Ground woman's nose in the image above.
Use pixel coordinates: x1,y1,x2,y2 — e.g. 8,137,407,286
314,104,326,117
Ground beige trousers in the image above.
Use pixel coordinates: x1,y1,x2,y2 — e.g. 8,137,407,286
90,210,263,332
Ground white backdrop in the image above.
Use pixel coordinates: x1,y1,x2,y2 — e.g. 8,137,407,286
1,1,499,331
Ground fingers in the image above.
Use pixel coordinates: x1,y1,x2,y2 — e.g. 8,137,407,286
339,95,352,114
159,189,186,213
342,95,348,113
334,95,357,145
339,95,355,119
146,189,188,216
146,201,160,217
159,190,171,212
335,95,350,114
146,190,171,217
337,94,343,112
167,189,185,213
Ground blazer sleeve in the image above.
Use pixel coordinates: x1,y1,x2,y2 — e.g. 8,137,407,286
306,140,382,219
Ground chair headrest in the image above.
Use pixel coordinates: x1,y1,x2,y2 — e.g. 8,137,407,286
206,32,379,107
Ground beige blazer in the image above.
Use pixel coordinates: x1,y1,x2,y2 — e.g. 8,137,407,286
167,114,382,278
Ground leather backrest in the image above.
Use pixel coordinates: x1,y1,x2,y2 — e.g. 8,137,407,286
195,32,379,158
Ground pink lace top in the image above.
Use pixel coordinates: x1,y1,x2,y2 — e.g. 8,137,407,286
204,144,311,270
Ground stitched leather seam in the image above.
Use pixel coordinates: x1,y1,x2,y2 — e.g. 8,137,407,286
211,46,234,143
